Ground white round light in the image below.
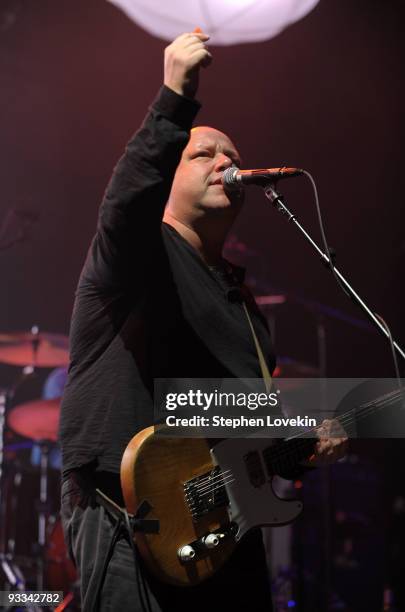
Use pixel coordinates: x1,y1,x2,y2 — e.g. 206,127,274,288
108,0,321,46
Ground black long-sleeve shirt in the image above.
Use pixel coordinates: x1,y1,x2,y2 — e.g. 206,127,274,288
59,86,276,477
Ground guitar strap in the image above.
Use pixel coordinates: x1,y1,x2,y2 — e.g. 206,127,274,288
207,262,272,391
242,301,273,393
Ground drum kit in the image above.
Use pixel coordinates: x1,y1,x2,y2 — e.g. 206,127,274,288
0,328,77,610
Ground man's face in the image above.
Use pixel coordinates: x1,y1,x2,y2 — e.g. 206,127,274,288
168,126,244,219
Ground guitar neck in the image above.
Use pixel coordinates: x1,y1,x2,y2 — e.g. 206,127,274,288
263,437,316,478
262,385,404,477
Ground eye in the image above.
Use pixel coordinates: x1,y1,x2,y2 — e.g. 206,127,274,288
190,151,212,162
195,151,211,157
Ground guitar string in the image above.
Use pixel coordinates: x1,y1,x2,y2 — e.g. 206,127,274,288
191,387,402,501
266,403,397,467
190,388,405,509
287,387,403,442
188,388,404,506
195,388,404,495
187,478,236,506
194,478,236,498
190,480,235,500
196,388,404,486
187,469,233,490
187,481,236,507
190,469,232,490
268,387,404,466
194,471,233,494
189,475,232,499
352,387,403,409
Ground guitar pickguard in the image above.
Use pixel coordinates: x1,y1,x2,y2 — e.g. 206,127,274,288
211,437,303,541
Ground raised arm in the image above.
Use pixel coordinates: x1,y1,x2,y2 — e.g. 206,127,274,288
82,31,212,289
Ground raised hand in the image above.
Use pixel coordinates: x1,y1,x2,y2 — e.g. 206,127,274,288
164,30,212,99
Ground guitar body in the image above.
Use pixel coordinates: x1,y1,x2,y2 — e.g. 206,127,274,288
120,428,303,586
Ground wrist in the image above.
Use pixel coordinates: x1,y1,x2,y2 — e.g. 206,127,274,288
164,76,196,99
164,84,195,100
153,86,201,130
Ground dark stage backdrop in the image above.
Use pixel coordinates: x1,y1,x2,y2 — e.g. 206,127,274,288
0,0,404,377
0,1,405,609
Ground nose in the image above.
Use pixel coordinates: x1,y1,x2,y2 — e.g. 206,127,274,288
215,154,233,172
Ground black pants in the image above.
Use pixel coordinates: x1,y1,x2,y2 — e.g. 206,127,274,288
61,469,274,612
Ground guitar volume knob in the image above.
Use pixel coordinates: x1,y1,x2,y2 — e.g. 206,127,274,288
203,534,220,548
178,545,196,562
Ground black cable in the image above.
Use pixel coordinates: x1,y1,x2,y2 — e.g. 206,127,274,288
374,313,405,408
303,170,403,388
123,509,153,612
375,313,402,383
302,170,351,300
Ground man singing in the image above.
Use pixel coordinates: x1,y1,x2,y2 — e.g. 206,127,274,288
60,30,346,611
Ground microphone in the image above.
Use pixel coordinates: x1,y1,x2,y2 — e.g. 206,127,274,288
222,166,304,189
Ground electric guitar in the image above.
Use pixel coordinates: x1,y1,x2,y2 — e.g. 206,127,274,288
120,384,403,586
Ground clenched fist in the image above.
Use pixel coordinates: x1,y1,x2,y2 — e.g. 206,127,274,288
164,31,212,99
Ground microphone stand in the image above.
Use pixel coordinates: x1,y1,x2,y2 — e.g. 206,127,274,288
264,182,404,612
263,184,405,362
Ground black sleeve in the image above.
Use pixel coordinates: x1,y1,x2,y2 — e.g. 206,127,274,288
80,86,201,290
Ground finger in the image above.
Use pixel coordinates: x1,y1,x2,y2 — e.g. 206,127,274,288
189,48,213,65
317,442,338,462
315,434,348,462
322,419,332,432
186,31,210,42
328,437,347,456
329,419,347,438
170,38,208,57
177,31,209,40
170,33,210,51
325,421,344,439
317,438,335,454
201,53,212,68
192,30,209,40
315,439,326,454
189,47,212,59
181,38,209,51
316,426,327,440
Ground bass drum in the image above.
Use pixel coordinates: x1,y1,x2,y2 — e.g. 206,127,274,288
45,518,77,594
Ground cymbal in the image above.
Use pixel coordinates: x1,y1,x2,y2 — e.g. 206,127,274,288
0,331,69,367
8,398,61,442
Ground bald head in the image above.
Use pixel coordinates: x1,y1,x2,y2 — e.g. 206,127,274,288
190,126,241,168
165,126,244,222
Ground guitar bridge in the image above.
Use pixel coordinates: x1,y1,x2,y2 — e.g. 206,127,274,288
184,466,230,522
